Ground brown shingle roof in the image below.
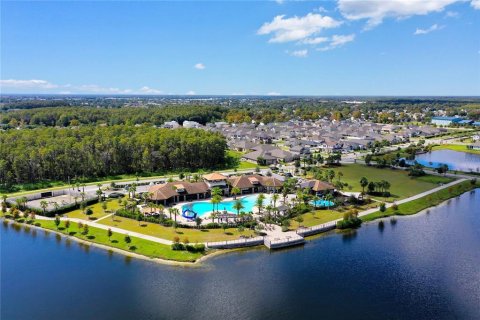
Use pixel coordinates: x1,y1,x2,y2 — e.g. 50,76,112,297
148,182,208,201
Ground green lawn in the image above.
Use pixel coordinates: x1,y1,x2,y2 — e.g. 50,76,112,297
362,180,479,222
12,219,203,262
99,216,257,243
291,209,344,229
432,144,480,155
328,164,453,201
66,197,125,220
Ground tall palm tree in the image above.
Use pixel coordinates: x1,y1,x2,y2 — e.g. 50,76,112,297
256,194,265,215
360,177,369,195
172,208,179,225
210,195,222,211
231,187,241,199
168,207,174,220
324,193,334,209
271,193,279,208
233,199,244,215
40,200,48,215
52,201,60,213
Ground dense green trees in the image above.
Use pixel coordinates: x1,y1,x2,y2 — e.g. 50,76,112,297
0,105,226,127
0,126,227,187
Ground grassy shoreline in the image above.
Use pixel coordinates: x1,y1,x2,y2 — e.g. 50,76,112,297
1,216,204,263
361,180,478,222
431,144,480,155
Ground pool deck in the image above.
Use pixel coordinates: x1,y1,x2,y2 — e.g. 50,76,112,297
172,193,278,224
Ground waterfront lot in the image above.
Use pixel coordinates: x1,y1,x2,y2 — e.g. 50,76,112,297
99,217,256,243
328,164,453,201
66,198,125,220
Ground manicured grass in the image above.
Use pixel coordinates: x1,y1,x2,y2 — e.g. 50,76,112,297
99,216,257,243
328,164,453,201
18,219,203,262
432,144,480,155
361,180,479,222
237,161,260,169
290,202,379,229
227,149,267,170
66,198,125,220
291,209,344,229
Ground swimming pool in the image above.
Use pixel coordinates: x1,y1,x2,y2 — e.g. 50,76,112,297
182,194,272,217
310,199,335,208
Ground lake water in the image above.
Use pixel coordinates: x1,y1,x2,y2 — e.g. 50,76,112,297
414,149,480,172
2,190,479,319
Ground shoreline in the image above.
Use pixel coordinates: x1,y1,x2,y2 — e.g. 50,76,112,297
3,183,477,266
1,217,243,267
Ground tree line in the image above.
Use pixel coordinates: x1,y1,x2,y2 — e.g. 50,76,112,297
0,105,226,127
0,126,227,187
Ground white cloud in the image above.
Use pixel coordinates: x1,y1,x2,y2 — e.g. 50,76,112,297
275,0,284,4
314,6,329,13
194,63,205,70
186,90,196,95
0,79,163,95
267,91,281,96
445,10,459,18
317,34,355,51
414,24,443,35
300,36,329,45
138,86,163,94
289,49,308,57
257,13,342,43
0,79,58,89
472,0,480,9
338,0,459,29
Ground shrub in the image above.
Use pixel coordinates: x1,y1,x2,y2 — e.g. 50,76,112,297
171,242,185,250
379,203,386,212
337,217,362,229
194,244,205,252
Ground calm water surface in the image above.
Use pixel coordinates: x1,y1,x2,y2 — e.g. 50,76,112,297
2,191,480,320
415,149,480,172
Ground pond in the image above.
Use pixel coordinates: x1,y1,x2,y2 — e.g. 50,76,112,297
414,149,480,172
2,189,479,319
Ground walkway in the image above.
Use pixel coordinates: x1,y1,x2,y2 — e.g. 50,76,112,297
34,215,173,245
32,177,468,249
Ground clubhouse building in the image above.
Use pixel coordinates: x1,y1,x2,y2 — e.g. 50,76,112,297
148,173,283,205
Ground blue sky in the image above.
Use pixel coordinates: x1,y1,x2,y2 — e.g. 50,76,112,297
1,0,479,95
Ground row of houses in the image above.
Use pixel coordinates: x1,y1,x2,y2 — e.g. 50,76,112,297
207,119,446,159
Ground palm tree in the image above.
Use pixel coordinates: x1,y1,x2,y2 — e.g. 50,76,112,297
324,193,334,209
271,193,279,208
256,194,265,215
360,177,369,195
168,207,174,220
212,195,221,212
231,187,241,199
172,208,179,225
40,200,48,215
52,201,60,214
233,199,244,215
96,189,103,202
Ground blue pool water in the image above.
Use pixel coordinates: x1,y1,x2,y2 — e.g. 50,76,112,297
182,194,272,216
310,199,335,207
